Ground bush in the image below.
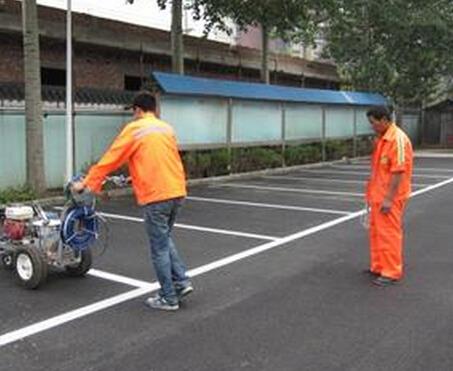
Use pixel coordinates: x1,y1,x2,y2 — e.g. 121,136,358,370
0,186,36,204
231,146,283,173
182,148,230,179
284,143,322,166
356,136,374,156
325,139,353,160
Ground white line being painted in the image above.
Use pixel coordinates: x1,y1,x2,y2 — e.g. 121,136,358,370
54,208,278,241
260,175,430,188
3,176,453,347
186,196,351,215
218,183,364,197
297,169,450,180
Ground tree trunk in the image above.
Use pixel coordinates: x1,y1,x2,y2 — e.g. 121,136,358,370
171,0,184,74
22,0,46,194
261,24,270,84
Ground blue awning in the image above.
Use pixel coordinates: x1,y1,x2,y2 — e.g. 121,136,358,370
152,72,388,107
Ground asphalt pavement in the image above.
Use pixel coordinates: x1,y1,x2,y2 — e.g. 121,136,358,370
1,154,453,371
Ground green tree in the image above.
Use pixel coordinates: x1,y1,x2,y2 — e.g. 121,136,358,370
325,0,453,106
190,0,332,83
22,0,46,194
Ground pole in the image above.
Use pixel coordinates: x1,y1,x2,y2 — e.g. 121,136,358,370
65,0,73,182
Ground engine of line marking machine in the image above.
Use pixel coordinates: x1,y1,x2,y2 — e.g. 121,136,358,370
0,205,61,258
2,206,34,241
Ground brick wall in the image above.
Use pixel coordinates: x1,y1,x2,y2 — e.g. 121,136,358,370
0,33,23,83
0,0,339,91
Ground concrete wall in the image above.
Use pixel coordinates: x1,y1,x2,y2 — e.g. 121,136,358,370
0,110,128,189
0,99,374,189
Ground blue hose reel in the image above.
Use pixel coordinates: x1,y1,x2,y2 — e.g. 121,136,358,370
61,206,98,252
61,175,99,252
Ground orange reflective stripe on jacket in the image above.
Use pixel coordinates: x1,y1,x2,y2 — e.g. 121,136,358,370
366,124,413,203
83,113,186,205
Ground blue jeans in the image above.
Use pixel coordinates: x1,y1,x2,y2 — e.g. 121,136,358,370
143,198,189,304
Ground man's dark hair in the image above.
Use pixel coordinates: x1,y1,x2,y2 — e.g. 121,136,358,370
366,106,392,121
130,91,156,112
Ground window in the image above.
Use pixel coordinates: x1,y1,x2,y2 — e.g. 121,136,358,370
41,67,66,86
124,75,143,91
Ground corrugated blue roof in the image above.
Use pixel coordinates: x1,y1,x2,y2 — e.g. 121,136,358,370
152,72,388,106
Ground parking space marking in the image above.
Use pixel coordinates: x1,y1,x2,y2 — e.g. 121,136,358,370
330,164,453,173
55,209,279,241
297,169,450,179
260,175,430,188
0,286,155,348
218,183,364,197
100,211,278,241
187,196,352,215
88,269,150,288
3,175,453,348
414,152,453,158
0,211,362,349
175,223,278,241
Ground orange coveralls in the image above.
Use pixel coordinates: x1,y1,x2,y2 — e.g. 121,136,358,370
83,112,186,205
366,124,413,280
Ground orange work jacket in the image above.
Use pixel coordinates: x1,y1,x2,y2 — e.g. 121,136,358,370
83,113,186,205
366,123,413,203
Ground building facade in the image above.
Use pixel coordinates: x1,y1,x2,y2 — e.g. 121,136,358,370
0,0,339,107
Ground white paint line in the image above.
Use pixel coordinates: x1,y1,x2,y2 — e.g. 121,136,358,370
87,269,150,288
0,286,155,348
331,164,453,174
186,211,364,277
410,176,453,196
0,211,362,348
100,211,278,241
54,208,278,241
218,183,364,197
175,223,278,241
3,175,453,347
414,152,453,158
260,175,430,188
298,169,449,179
186,196,351,216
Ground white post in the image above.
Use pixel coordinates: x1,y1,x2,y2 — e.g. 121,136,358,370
65,0,73,182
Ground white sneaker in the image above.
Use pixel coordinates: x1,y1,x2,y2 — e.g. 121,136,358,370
144,295,179,311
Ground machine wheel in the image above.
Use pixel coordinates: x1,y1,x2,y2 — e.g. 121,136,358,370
14,246,48,289
65,248,92,277
1,253,15,271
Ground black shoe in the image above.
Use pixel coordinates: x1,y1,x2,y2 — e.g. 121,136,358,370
372,276,399,287
362,269,380,277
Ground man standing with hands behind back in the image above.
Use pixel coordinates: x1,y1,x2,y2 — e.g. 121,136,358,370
365,106,413,287
73,91,193,311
